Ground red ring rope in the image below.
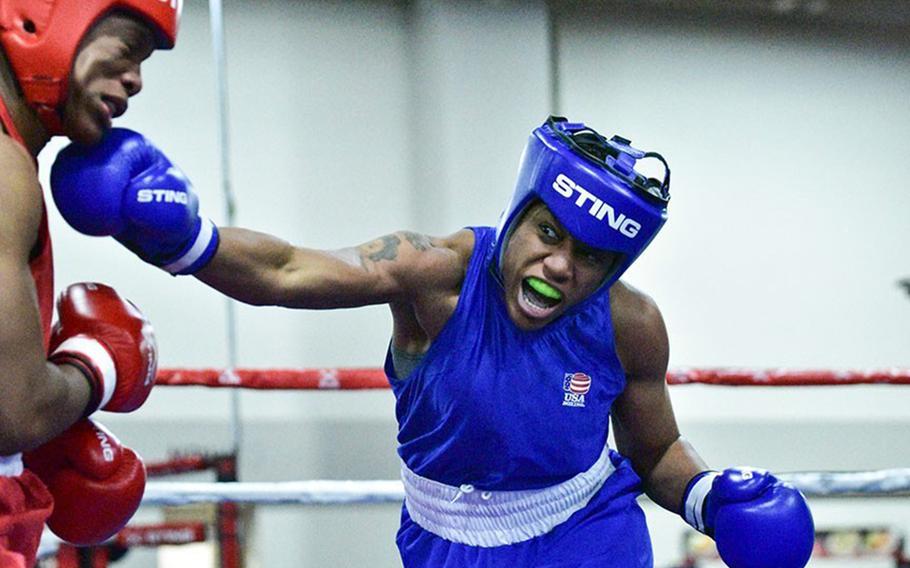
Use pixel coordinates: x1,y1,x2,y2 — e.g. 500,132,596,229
155,367,910,389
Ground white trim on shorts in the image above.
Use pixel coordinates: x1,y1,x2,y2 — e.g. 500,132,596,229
400,444,615,547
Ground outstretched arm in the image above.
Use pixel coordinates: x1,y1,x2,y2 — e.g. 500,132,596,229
196,228,466,309
50,129,467,310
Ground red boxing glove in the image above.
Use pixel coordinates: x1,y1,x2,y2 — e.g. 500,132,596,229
50,282,157,414
23,419,146,545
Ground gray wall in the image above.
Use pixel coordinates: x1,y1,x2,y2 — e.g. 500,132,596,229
35,1,910,567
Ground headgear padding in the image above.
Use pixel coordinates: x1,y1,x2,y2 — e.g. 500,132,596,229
493,116,670,290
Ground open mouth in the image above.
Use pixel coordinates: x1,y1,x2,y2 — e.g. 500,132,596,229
94,99,114,130
101,96,127,119
517,276,563,319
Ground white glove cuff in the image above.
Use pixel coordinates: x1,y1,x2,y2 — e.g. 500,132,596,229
163,217,216,274
54,336,117,409
683,471,719,533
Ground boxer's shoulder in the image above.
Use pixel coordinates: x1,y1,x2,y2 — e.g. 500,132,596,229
386,229,474,347
436,228,475,269
610,281,668,381
393,229,474,292
0,134,42,248
0,133,38,188
610,281,662,331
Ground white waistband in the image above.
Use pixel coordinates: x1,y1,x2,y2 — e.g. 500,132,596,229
401,445,615,547
0,454,24,477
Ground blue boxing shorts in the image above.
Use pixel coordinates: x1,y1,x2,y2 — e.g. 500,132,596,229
396,450,653,568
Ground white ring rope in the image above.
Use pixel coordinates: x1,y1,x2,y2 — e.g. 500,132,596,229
35,470,910,561
779,468,910,497
141,469,910,506
143,480,405,506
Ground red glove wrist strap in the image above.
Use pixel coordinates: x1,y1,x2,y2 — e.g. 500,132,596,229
50,351,103,417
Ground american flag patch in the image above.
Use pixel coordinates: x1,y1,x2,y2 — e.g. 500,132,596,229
563,372,592,395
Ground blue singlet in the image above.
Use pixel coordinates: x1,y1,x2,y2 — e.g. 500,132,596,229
385,227,653,567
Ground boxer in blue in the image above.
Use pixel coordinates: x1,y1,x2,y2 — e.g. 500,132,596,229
51,117,815,567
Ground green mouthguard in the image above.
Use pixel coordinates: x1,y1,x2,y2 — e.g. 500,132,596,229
527,277,562,301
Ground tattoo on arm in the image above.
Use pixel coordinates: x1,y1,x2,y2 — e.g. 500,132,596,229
360,234,402,263
402,231,432,252
357,232,433,268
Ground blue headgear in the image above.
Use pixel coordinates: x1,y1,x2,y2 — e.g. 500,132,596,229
493,116,670,290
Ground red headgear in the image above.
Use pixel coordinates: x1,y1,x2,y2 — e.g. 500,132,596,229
0,0,181,134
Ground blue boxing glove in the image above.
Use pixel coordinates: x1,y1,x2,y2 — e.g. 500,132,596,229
50,129,219,275
682,467,815,568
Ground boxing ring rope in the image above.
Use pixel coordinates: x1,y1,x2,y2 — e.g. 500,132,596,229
139,470,910,508
207,0,243,463
145,366,910,503
155,366,910,389
146,366,910,505
205,3,246,565
38,366,910,566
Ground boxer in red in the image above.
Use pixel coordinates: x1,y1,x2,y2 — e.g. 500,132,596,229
0,2,180,565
